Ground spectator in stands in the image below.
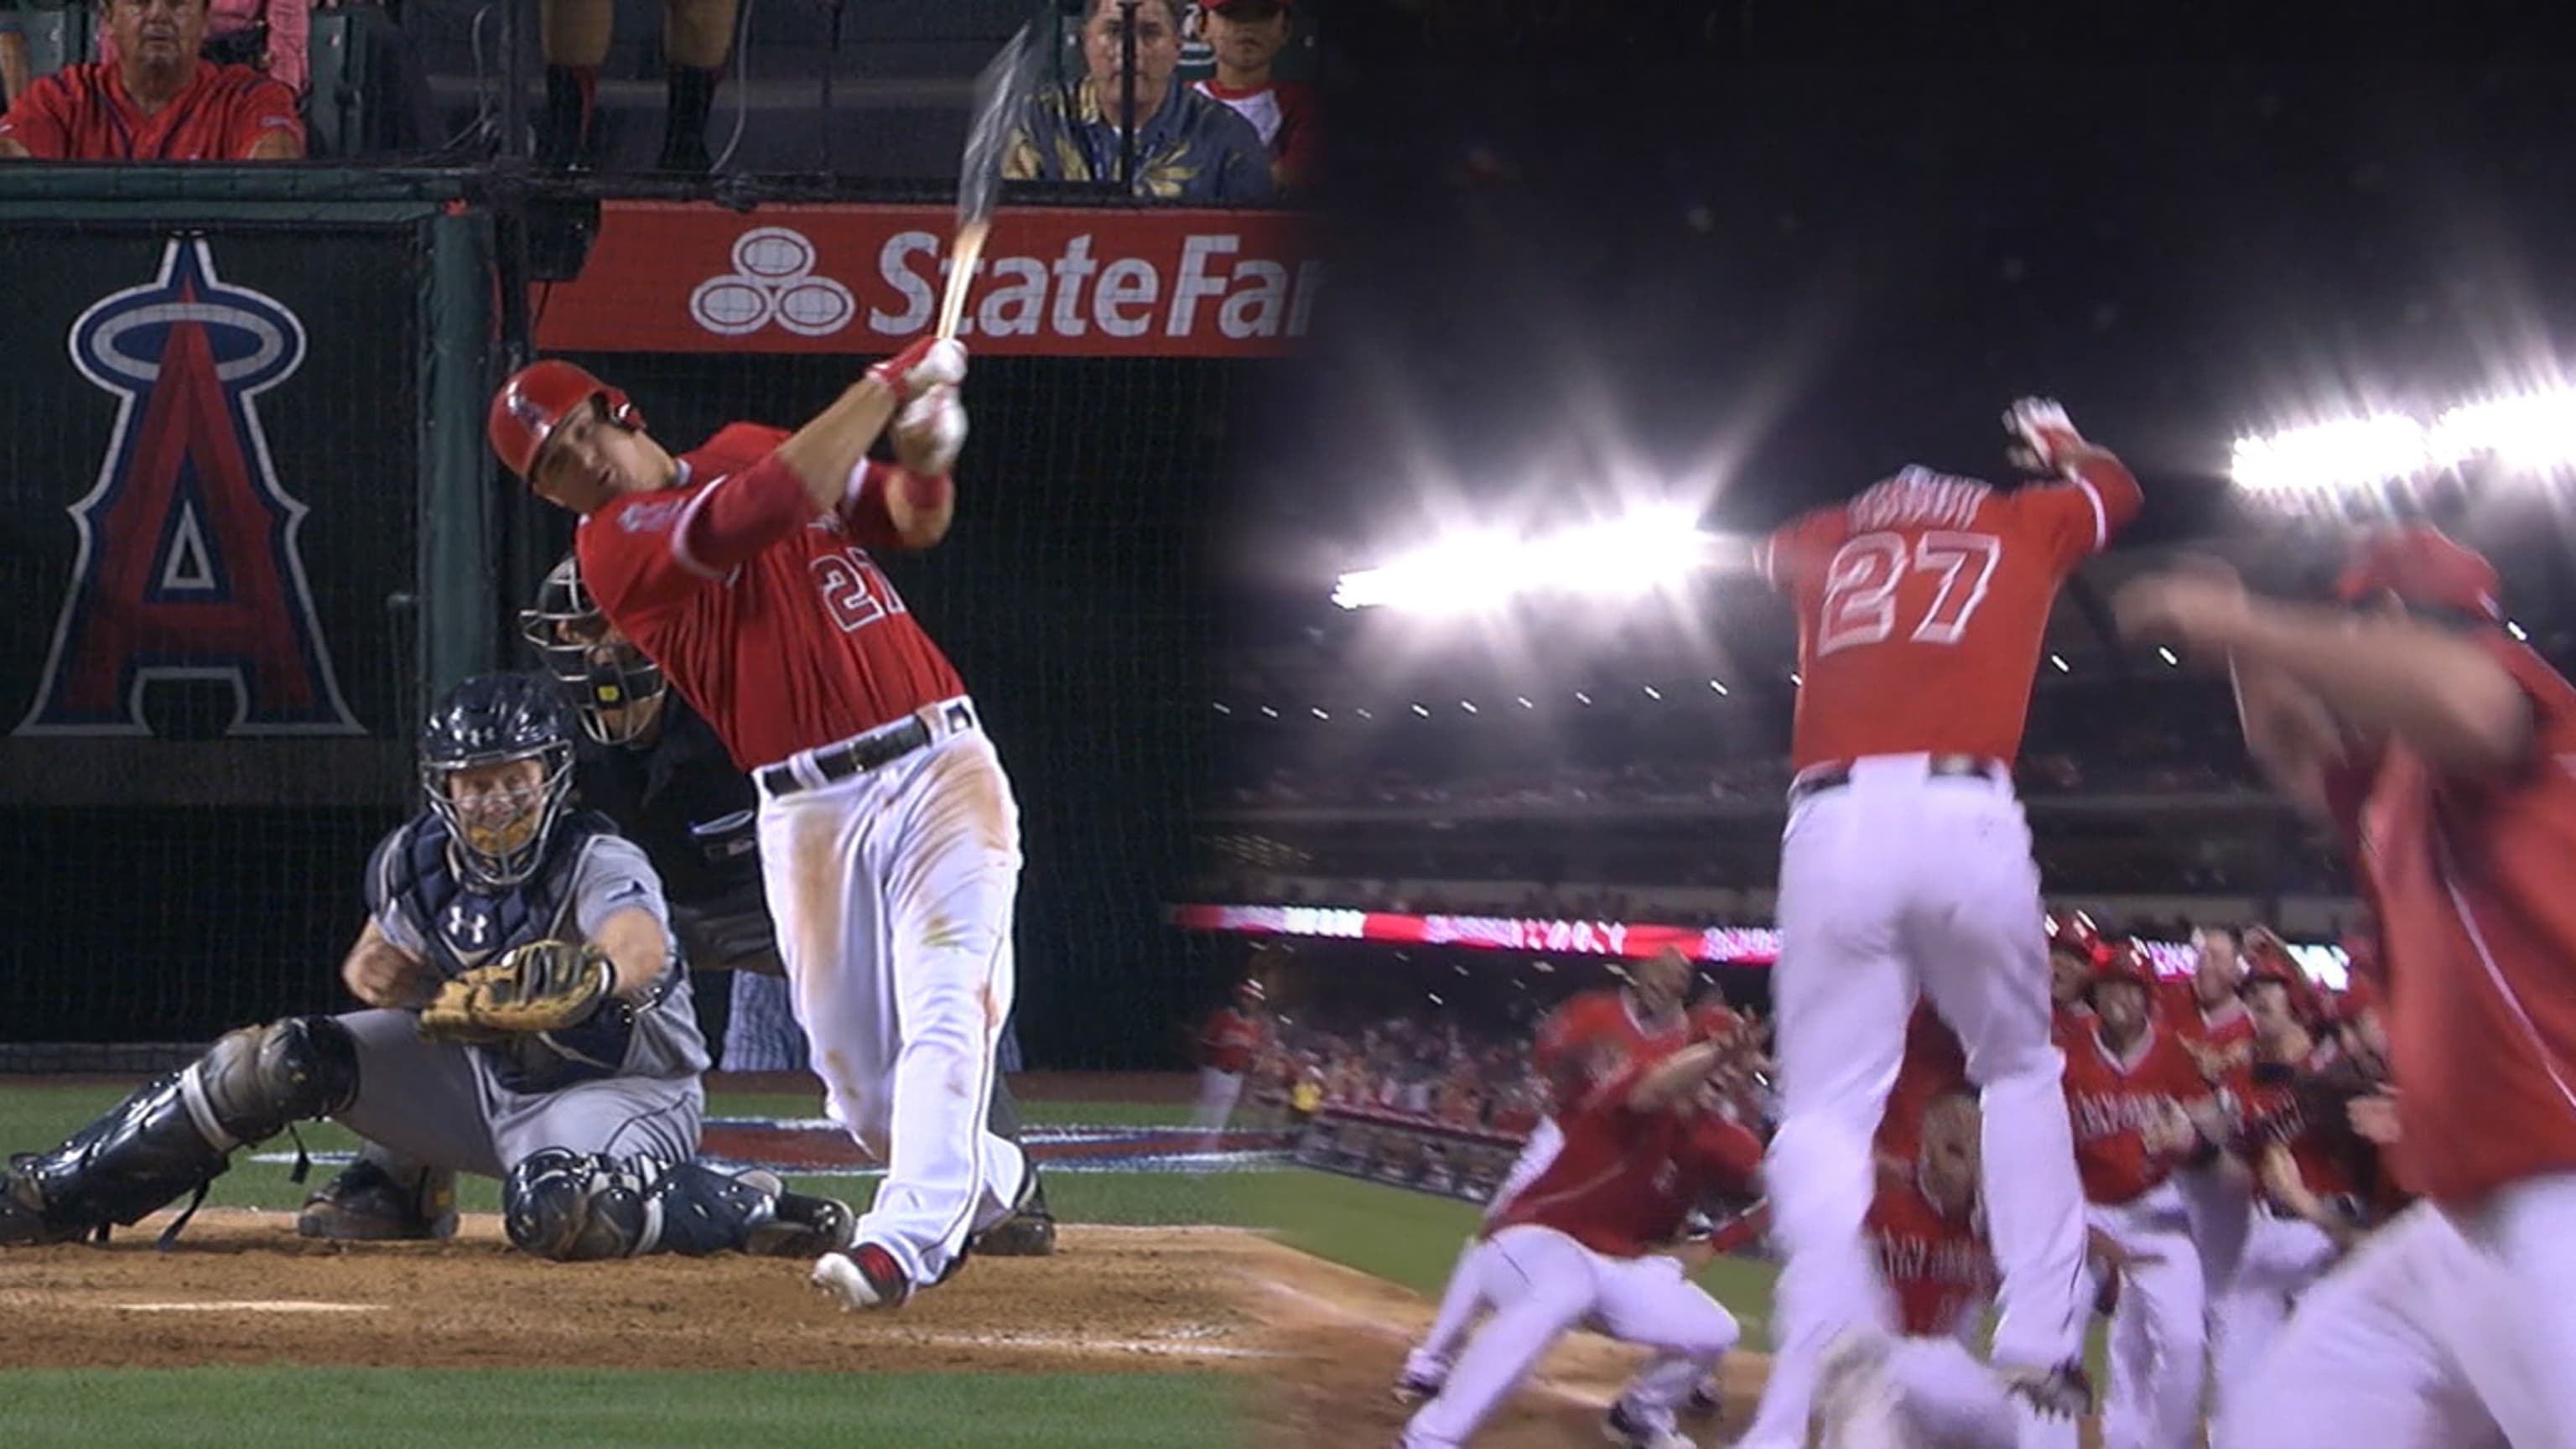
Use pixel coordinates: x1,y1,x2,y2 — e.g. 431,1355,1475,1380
1005,0,1273,203
1,11,30,110
0,0,301,159
538,0,736,174
99,0,304,97
1192,0,1315,194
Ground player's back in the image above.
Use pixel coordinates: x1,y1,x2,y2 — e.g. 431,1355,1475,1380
1759,460,2139,769
1535,988,1689,1108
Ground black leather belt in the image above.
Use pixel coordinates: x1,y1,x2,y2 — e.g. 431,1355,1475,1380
1788,754,2005,807
756,702,973,798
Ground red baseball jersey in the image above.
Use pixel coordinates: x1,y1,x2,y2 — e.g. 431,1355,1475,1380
1690,1000,1748,1047
1531,989,1691,1114
1757,457,2142,769
1489,1068,1765,1258
1876,1005,1971,1158
0,60,301,160
2338,635,2576,1203
1870,1166,1997,1338
1201,1007,1262,1075
2239,1041,2371,1209
2061,1020,2213,1204
577,426,967,771
2163,984,2257,1099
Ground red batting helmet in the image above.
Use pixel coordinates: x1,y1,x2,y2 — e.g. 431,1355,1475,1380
2045,910,2104,964
2334,524,2501,622
489,360,645,479
2091,940,2158,993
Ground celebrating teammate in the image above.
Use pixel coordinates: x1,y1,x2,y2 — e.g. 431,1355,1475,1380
1394,947,1697,1405
2119,524,2576,1446
1399,1036,1764,1449
1737,400,2142,1446
0,673,853,1263
513,554,1057,1257
489,336,1034,1311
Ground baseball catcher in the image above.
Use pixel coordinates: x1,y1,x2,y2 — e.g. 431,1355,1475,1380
0,673,854,1263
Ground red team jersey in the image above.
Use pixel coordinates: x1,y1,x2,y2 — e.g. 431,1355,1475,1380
1201,1007,1263,1075
1870,1166,1997,1338
2061,1020,2214,1204
2333,635,2576,1204
1531,989,1692,1115
2239,1041,2371,1211
0,60,301,159
578,425,967,771
2162,984,2257,1099
1876,1005,1971,1159
1757,459,2142,769
1490,1064,1766,1258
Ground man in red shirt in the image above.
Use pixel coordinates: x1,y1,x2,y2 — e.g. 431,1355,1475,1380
0,0,301,160
2159,923,2259,1390
1400,1037,1763,1449
1740,401,2142,1446
2206,962,2381,1441
486,339,1032,1314
1192,0,1317,194
1193,979,1269,1140
2063,943,2231,1449
2121,523,2576,1446
1394,950,1695,1403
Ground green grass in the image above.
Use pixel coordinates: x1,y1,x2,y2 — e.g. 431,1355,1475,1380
0,1367,1237,1449
0,1086,1223,1221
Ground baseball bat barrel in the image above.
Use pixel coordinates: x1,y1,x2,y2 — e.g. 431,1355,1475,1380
936,220,990,343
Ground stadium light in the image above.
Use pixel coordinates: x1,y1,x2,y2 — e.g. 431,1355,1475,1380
2158,647,2179,667
2049,653,2070,673
2509,621,2530,641
1708,678,1728,695
1642,684,1663,700
1331,505,1732,611
1574,691,1593,705
2231,385,2576,500
1259,705,1278,718
1789,672,1802,686
1515,695,1535,709
1355,708,1374,719
1410,703,1431,718
1212,702,1231,714
1309,707,1329,719
1459,699,1479,714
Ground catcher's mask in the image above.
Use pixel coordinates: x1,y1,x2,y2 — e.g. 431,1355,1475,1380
419,673,579,888
519,554,667,745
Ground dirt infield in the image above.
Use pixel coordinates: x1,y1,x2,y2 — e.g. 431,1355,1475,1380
0,1209,1271,1375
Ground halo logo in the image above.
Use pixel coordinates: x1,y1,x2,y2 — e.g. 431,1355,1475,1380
688,228,857,338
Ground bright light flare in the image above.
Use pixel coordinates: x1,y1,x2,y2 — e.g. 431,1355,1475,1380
2432,388,2576,471
1332,506,1736,612
2231,387,2576,501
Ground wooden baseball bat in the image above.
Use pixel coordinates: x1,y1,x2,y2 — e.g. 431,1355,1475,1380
936,219,990,345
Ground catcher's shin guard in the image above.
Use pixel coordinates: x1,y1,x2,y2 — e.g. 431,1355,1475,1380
298,1155,460,1242
502,1150,855,1261
2,1017,358,1247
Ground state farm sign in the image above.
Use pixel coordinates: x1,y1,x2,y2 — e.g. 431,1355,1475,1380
537,201,1322,358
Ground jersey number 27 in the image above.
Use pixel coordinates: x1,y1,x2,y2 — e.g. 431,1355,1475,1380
1817,531,2002,656
812,547,910,633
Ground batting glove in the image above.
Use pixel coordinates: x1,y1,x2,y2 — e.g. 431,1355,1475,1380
2003,396,2085,475
869,338,969,398
892,383,968,478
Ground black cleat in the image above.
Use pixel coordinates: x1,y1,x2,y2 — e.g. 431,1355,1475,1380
2000,1358,2096,1420
738,1171,857,1259
297,1159,459,1243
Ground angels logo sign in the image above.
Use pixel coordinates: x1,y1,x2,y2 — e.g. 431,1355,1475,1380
16,239,361,737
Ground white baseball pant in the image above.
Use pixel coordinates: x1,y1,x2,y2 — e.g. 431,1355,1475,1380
1192,1067,1245,1134
1742,756,2090,1449
2087,1182,2205,1449
756,707,1027,1291
1404,1116,1567,1386
2205,1209,2337,1445
1401,1223,1739,1448
2220,1174,2576,1449
1884,1333,2079,1449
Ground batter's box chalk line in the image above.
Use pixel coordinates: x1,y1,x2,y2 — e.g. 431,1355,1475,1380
116,1301,380,1314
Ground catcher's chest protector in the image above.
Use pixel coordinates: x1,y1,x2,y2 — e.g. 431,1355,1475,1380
376,812,646,1090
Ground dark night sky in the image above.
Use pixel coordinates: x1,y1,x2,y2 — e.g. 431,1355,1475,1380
1223,11,2576,635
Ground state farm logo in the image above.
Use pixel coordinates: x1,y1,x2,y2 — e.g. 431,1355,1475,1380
688,227,857,338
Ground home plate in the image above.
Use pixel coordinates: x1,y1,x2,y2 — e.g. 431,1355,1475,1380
117,1301,378,1314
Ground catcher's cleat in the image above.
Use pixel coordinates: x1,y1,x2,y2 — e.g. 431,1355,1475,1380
1602,1397,1697,1449
813,1243,912,1311
1390,1369,1444,1406
969,1163,1056,1258
297,1159,459,1243
737,1171,857,1259
0,1161,60,1247
1999,1358,2096,1420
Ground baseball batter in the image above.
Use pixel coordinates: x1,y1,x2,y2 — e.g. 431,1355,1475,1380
2120,525,2576,1446
0,673,854,1262
488,337,1031,1311
512,553,1055,1256
1194,979,1270,1139
1400,1036,1764,1449
1394,949,1700,1404
1739,400,2143,1446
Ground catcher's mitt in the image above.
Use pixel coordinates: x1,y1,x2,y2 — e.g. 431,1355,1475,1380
418,939,615,1043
